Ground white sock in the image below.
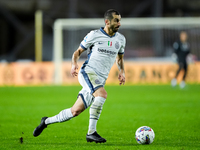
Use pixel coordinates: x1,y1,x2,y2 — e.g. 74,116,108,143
45,108,73,125
88,97,106,135
171,78,177,87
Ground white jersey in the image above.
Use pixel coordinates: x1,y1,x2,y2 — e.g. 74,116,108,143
80,27,126,79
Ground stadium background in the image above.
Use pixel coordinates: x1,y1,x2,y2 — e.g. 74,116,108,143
0,1,200,150
0,0,200,85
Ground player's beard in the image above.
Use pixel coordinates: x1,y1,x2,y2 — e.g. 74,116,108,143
110,24,119,33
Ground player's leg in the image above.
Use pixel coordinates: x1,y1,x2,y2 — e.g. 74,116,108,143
33,70,96,137
45,95,85,125
79,68,107,143
171,62,183,87
33,95,85,137
86,87,107,143
88,87,107,134
180,62,187,88
182,62,188,81
175,62,183,78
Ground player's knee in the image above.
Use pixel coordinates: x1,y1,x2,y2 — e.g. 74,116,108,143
98,90,107,99
94,88,107,99
102,90,107,99
71,107,82,117
71,110,80,117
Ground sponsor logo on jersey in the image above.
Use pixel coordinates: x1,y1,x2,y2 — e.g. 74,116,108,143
98,48,117,55
115,41,119,49
98,42,103,44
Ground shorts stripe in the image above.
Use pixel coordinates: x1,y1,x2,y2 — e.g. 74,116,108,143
81,69,95,94
90,118,98,120
78,93,87,109
94,85,103,92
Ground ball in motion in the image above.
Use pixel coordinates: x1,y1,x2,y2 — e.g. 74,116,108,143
135,126,155,144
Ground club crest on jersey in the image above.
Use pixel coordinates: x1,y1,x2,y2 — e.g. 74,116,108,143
108,41,112,47
115,41,119,49
95,79,101,84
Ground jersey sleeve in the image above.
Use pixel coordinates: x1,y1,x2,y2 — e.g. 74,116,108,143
118,36,126,55
80,31,95,50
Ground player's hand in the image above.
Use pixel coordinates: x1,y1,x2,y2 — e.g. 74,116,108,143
171,53,177,63
71,64,79,77
118,71,125,85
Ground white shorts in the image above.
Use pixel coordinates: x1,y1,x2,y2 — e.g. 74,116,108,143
77,67,106,108
78,67,106,94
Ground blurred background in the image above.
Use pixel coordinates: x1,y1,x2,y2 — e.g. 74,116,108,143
1,0,200,62
0,0,200,85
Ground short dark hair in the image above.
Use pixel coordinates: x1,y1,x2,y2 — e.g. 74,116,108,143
104,9,120,21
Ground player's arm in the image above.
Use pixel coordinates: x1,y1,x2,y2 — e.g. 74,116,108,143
71,46,85,77
172,42,179,62
116,54,125,85
187,46,194,64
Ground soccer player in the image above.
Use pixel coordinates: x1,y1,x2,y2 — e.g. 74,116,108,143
171,31,190,88
33,9,126,143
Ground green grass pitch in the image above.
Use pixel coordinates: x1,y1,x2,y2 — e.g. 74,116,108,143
0,84,200,150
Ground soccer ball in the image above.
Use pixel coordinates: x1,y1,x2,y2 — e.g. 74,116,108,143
135,126,155,144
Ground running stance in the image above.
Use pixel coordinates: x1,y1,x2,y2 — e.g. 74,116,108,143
33,9,126,143
171,31,190,88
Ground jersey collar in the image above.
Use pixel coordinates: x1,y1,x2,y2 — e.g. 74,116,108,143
100,27,116,38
